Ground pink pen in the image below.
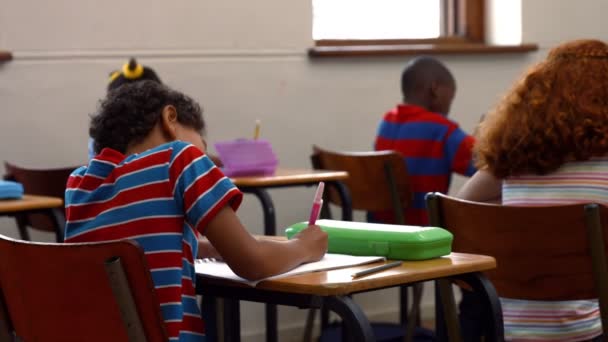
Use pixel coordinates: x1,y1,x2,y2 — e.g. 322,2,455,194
308,182,325,225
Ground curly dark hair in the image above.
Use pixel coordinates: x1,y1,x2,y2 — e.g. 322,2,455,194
90,80,204,154
475,39,608,178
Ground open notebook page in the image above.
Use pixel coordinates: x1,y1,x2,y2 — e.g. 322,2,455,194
195,253,386,287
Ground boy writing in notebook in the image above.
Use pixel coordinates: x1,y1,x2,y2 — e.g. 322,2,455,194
373,56,476,225
65,81,327,341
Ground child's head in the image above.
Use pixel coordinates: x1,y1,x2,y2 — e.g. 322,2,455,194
107,58,162,91
401,56,456,115
476,39,608,178
90,81,205,155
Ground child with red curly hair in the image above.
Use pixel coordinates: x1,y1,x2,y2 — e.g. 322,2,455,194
458,39,608,341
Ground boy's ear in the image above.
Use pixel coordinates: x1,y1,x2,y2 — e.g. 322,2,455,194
160,105,179,140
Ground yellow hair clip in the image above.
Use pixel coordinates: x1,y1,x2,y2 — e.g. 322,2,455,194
121,59,144,79
108,71,121,83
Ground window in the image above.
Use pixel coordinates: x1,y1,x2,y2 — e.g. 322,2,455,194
313,0,442,40
310,0,536,57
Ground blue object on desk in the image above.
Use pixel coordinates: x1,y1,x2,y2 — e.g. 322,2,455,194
0,180,24,199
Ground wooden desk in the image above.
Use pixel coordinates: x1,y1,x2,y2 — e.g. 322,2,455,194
0,195,62,213
232,169,348,188
231,168,350,236
197,253,502,342
0,195,64,241
230,168,350,342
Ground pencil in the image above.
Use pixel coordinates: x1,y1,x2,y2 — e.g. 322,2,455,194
254,120,261,140
351,261,403,279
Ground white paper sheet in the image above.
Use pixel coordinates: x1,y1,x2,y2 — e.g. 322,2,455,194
195,253,386,287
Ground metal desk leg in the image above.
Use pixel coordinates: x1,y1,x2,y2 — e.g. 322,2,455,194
244,187,277,342
223,298,241,342
326,181,352,221
246,188,276,236
434,281,447,342
324,296,375,342
436,273,504,342
455,273,504,342
437,278,462,342
14,214,30,241
46,208,65,242
201,296,218,342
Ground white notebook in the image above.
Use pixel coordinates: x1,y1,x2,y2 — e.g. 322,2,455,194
195,253,386,287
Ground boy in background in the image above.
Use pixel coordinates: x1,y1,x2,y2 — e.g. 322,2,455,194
373,57,476,225
66,81,327,341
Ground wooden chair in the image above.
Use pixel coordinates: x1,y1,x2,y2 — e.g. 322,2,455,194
310,146,423,340
311,146,412,221
3,162,77,242
0,234,168,341
426,192,608,341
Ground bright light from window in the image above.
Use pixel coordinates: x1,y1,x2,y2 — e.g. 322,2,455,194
486,0,522,45
313,0,441,40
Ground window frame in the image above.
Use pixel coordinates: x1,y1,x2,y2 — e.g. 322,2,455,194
309,0,537,57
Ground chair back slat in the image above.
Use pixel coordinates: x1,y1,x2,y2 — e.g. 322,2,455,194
4,162,75,230
4,162,75,234
426,192,608,301
0,235,168,341
311,146,412,212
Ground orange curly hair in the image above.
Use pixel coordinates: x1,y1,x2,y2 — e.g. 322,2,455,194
475,39,608,178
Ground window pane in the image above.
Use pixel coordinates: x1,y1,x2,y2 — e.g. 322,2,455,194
313,0,441,40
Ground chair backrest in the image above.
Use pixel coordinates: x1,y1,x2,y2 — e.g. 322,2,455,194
311,146,413,217
0,235,168,341
426,192,608,303
4,162,76,232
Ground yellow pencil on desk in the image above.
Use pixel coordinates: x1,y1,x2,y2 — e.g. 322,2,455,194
351,261,403,279
254,120,261,140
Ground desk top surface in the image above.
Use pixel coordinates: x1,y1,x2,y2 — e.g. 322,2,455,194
0,195,64,213
198,252,496,296
231,168,348,187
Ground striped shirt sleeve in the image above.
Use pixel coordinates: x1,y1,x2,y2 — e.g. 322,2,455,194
168,142,243,235
444,126,476,177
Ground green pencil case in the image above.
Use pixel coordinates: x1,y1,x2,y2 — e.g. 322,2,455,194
285,219,453,260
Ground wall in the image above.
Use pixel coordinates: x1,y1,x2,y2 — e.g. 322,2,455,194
1,0,607,340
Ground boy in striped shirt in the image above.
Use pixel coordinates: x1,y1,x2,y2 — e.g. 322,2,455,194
373,57,476,225
65,81,328,341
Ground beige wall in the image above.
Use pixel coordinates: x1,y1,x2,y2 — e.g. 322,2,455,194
1,0,607,340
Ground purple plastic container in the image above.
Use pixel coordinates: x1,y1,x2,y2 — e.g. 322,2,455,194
214,139,278,177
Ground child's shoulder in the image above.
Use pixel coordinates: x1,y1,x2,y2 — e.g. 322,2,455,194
145,140,199,159
152,141,209,168
119,141,202,169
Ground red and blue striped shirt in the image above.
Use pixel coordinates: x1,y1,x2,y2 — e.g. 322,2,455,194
65,141,242,342
374,104,476,225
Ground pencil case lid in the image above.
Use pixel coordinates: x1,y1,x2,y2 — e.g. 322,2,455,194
285,219,453,260
214,139,278,177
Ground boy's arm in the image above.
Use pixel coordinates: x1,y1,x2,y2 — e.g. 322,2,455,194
203,206,328,281
445,126,476,176
456,170,502,204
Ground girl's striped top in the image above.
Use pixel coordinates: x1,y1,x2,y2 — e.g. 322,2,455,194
501,157,608,341
65,141,243,342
